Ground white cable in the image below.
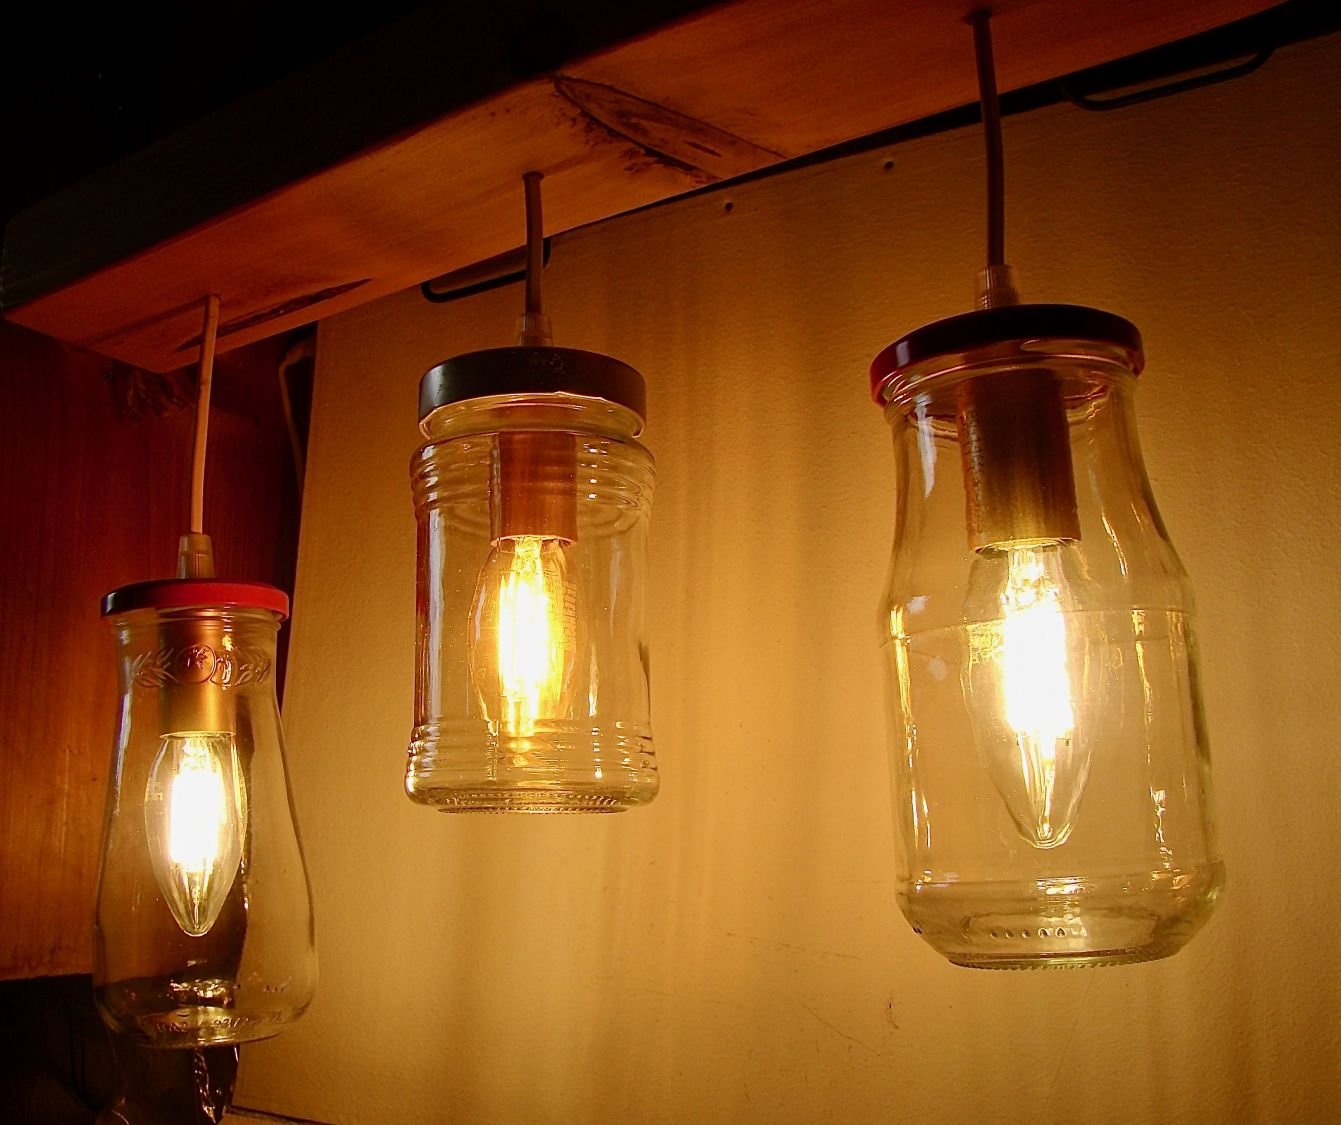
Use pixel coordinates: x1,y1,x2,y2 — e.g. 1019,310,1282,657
190,295,222,535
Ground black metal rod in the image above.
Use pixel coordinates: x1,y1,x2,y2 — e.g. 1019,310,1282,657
419,239,550,304
1061,43,1273,112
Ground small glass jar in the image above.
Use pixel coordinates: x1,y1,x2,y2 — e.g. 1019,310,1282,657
95,581,317,1045
870,304,1223,968
409,346,657,812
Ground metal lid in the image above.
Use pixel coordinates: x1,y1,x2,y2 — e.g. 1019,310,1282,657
419,346,646,423
102,579,290,619
870,303,1144,404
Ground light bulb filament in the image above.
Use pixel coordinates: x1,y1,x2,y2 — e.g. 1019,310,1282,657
1000,553,1075,742
967,545,1092,849
999,550,1075,845
498,537,565,734
169,742,228,873
145,732,246,937
471,535,577,740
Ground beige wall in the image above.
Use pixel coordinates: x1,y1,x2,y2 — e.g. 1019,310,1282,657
237,34,1341,1124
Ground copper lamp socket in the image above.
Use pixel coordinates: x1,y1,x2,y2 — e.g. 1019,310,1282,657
491,430,578,543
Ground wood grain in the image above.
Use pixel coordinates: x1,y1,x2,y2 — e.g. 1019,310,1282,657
1,0,1273,373
0,320,302,980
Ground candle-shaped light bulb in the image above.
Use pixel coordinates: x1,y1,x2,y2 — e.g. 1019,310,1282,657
470,536,578,737
964,542,1100,848
143,731,247,936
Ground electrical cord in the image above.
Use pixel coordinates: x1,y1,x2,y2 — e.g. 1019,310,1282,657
970,10,1005,272
178,294,221,579
968,10,1018,309
190,294,221,535
517,171,553,346
524,171,544,322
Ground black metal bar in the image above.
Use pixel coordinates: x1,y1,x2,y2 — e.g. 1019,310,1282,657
1061,43,1275,111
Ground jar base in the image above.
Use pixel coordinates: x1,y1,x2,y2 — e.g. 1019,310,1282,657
420,787,651,813
406,721,657,813
898,862,1224,970
95,978,306,1047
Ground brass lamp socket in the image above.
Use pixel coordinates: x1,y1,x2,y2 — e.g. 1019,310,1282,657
955,370,1079,552
162,672,232,737
154,616,236,736
869,303,1146,552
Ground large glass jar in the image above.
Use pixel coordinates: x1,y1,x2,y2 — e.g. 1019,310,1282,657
870,304,1223,968
409,346,656,812
95,582,317,1045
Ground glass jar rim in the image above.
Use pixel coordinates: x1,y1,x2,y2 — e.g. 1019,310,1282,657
101,579,289,620
870,303,1144,406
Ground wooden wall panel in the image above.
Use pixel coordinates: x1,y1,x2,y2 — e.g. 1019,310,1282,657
0,321,302,980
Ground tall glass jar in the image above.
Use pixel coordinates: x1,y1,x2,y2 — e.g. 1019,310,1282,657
869,304,1223,968
409,346,656,812
95,582,317,1045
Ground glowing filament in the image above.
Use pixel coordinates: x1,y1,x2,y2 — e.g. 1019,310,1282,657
967,545,1091,849
1000,552,1075,743
472,536,576,738
144,732,246,937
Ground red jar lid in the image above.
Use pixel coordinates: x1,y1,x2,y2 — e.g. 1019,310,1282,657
101,579,290,620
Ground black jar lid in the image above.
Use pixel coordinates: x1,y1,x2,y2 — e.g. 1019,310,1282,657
870,303,1144,405
419,346,646,424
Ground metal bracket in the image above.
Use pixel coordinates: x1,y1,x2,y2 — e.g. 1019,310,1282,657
1060,43,1274,112
420,239,552,305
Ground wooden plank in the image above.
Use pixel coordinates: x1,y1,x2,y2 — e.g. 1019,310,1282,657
570,0,1277,153
1,0,1273,373
0,320,302,979
6,81,702,371
0,0,717,309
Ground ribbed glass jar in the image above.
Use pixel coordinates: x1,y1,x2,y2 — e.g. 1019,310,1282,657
409,350,656,813
871,305,1223,968
95,585,317,1045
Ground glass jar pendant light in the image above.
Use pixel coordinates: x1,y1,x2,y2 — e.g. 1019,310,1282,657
869,13,1222,968
95,296,317,1044
408,172,657,812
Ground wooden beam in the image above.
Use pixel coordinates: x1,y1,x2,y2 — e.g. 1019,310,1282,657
2,0,1273,373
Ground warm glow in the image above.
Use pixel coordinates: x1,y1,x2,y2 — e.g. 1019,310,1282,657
169,743,228,872
494,536,572,736
999,549,1075,745
966,544,1087,849
994,547,1076,846
144,732,246,937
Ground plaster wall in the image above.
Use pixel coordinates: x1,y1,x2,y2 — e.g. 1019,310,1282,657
238,34,1341,1124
